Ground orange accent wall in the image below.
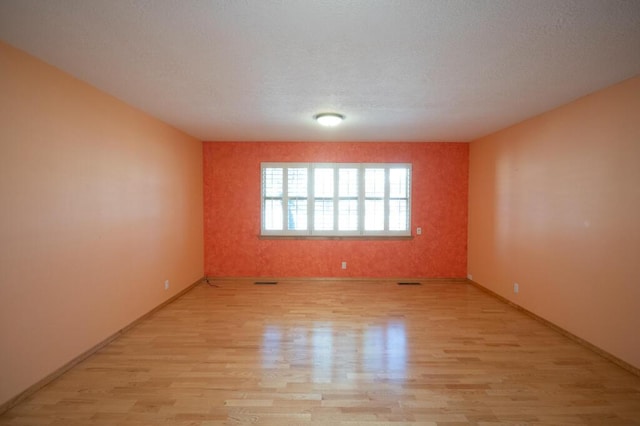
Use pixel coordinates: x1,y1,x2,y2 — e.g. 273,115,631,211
0,42,204,405
204,142,468,278
468,76,640,369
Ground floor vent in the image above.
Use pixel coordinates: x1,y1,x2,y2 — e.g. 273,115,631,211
254,281,278,285
398,282,421,286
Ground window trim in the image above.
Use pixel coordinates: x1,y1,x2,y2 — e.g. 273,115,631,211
261,162,412,237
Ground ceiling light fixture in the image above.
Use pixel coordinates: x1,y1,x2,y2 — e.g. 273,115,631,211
314,112,344,127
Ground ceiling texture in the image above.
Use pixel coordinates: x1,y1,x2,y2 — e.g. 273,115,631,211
1,0,639,142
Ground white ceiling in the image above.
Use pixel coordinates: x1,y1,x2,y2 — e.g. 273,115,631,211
1,1,639,142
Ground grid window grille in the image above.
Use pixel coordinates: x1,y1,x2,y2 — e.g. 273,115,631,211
261,163,411,236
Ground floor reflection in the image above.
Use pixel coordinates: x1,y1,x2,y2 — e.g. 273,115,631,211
261,321,407,381
312,323,332,382
386,320,407,373
261,325,282,369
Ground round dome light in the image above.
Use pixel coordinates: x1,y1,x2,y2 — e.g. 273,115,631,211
314,112,344,127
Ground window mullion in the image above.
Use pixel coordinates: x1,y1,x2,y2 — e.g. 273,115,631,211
308,164,314,235
333,164,340,233
384,167,390,232
282,167,289,232
406,168,411,232
358,165,365,235
261,167,265,233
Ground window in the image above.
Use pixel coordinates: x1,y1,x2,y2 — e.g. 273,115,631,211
261,163,411,236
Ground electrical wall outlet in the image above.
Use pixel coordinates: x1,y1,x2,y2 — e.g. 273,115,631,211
164,280,170,290
416,227,422,235
341,261,347,269
513,282,519,294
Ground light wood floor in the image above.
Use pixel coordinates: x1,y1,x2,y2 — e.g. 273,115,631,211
1,280,639,425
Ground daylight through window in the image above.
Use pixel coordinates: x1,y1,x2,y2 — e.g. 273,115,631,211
261,163,411,236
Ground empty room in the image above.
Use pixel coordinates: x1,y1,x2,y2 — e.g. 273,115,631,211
1,1,639,425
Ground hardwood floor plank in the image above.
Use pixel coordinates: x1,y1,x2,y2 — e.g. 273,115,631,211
1,280,639,425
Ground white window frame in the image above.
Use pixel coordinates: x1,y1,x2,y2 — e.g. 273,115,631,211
261,162,412,237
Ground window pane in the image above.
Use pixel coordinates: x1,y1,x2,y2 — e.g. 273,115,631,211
365,168,385,197
288,168,308,197
389,168,407,198
338,200,358,231
364,199,384,231
264,199,283,230
314,199,334,230
287,199,307,230
338,168,358,197
389,200,408,231
314,168,334,197
262,162,410,236
264,168,283,197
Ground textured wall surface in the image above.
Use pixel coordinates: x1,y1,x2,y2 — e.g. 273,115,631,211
204,141,468,278
468,76,640,369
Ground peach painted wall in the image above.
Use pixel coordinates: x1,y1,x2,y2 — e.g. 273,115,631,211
204,142,468,278
0,42,204,405
468,76,640,369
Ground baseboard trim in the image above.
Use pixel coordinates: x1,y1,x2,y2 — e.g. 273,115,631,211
205,276,468,284
468,279,640,377
0,276,205,416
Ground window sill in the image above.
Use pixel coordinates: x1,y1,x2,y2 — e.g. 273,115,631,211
259,235,414,241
